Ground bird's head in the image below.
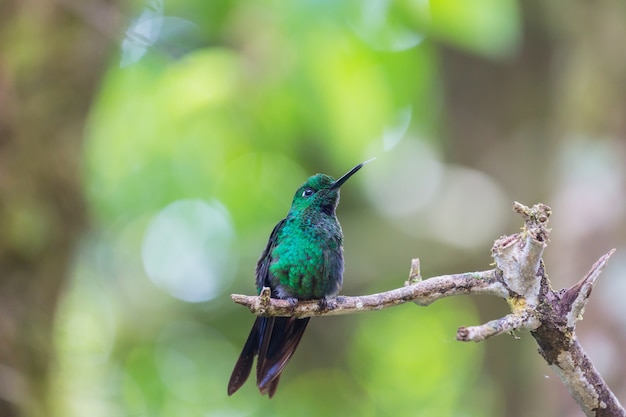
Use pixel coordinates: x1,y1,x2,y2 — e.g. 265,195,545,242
288,159,374,216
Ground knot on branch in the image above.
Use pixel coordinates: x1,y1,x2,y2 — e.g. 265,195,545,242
513,201,552,240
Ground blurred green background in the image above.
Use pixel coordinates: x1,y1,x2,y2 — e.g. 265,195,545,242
2,0,626,416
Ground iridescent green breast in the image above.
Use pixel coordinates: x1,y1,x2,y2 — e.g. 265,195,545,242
268,214,343,300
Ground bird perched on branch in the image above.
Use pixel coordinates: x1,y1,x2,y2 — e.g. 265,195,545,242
227,159,373,398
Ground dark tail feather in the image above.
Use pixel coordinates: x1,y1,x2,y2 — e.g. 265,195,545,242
228,316,310,398
256,317,310,397
227,317,263,396
267,374,281,398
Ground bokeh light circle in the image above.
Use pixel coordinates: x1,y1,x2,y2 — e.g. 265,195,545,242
142,199,237,302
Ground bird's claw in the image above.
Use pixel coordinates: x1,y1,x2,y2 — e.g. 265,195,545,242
318,297,335,311
286,297,298,314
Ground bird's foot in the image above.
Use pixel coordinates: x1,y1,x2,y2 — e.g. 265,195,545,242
285,297,298,314
318,297,334,311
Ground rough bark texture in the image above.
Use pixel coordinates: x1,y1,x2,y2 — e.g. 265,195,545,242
531,251,622,417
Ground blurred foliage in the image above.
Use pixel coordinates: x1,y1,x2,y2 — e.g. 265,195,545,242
52,0,522,415
0,0,621,416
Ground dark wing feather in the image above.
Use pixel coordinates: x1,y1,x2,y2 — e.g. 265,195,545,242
229,217,313,397
252,217,311,397
255,218,286,292
228,219,285,396
228,218,292,397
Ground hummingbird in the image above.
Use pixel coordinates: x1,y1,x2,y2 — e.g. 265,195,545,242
227,159,372,398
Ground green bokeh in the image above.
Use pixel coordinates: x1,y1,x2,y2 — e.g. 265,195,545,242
52,0,521,415
350,299,494,416
428,0,521,57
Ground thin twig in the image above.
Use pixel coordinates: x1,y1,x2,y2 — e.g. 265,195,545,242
459,308,541,342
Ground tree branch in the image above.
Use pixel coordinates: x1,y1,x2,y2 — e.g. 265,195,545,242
231,270,507,317
230,202,624,417
457,310,540,342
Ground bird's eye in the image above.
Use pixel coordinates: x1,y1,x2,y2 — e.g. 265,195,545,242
302,188,315,197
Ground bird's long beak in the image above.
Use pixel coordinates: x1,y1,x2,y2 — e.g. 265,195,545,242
330,158,376,190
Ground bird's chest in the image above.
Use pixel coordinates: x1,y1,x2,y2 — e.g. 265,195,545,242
268,216,343,299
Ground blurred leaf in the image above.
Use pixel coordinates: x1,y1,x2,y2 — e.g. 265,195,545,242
412,0,521,58
123,345,166,415
72,1,505,416
276,369,376,417
214,152,307,231
349,298,494,416
85,49,241,223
